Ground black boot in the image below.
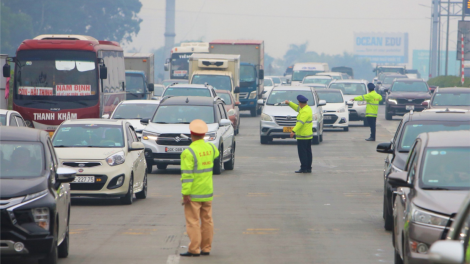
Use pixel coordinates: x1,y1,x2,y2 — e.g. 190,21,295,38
180,252,200,257
365,137,376,141
295,169,306,173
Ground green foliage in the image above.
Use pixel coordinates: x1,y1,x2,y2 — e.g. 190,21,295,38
1,4,34,55
427,76,470,87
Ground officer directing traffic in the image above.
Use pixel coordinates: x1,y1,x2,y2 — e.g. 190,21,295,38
180,119,219,257
350,83,382,141
284,95,313,173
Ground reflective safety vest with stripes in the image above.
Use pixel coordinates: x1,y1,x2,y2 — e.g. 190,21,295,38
354,91,382,117
288,102,313,140
180,139,220,202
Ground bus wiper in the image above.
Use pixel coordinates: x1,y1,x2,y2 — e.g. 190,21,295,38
23,100,57,106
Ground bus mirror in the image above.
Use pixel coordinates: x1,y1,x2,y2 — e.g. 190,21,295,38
259,69,264,80
147,83,154,92
234,86,240,94
100,65,108,79
3,63,10,78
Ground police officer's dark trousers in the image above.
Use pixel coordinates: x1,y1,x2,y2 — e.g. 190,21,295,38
366,117,377,139
297,139,312,171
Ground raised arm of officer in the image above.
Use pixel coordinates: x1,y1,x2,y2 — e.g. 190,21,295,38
285,100,300,112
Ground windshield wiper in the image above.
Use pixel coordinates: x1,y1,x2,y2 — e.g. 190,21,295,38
273,103,287,106
155,122,168,124
421,187,449,190
54,145,69,147
176,122,190,124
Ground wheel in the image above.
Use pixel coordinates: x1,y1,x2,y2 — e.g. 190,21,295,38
386,111,393,120
260,136,270,144
157,164,167,170
223,144,235,170
343,127,349,132
384,196,393,231
213,146,223,175
146,162,153,173
58,209,70,258
135,173,147,199
363,118,369,127
312,136,320,145
120,176,134,205
39,225,58,264
319,134,323,142
250,109,257,117
394,248,404,264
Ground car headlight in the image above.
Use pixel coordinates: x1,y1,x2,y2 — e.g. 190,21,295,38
249,91,257,99
356,101,367,106
337,107,346,113
227,109,236,116
388,99,397,104
261,113,273,121
24,189,48,202
142,132,159,141
107,151,125,166
32,208,49,230
411,204,449,227
204,132,217,141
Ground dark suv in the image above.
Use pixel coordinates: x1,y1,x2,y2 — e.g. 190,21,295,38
376,74,408,102
385,79,431,120
0,127,76,263
376,111,470,231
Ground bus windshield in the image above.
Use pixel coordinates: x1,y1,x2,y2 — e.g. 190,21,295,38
192,75,232,91
14,50,98,109
170,52,191,79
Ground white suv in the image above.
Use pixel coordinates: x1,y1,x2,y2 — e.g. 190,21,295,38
258,86,325,144
141,96,235,174
328,79,369,126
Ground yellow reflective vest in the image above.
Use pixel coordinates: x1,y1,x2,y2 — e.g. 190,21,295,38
288,102,313,140
180,139,219,202
354,91,382,117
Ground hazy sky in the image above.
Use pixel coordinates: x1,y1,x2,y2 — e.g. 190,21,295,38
125,0,461,62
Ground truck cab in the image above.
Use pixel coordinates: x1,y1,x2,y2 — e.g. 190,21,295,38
125,70,153,100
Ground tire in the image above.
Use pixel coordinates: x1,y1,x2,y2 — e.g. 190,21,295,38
250,109,257,117
386,111,393,120
343,127,349,132
394,248,404,264
157,164,167,170
39,225,58,264
58,227,69,258
213,146,223,175
223,144,235,170
146,162,153,174
260,136,270,144
319,134,323,142
312,136,320,145
363,118,369,127
257,106,262,115
384,196,393,231
135,173,147,199
120,176,134,205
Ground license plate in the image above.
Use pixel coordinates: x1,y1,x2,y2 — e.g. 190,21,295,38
406,105,415,110
165,147,186,153
324,116,332,120
283,127,294,133
72,176,95,183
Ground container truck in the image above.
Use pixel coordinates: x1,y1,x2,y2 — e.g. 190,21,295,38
124,53,154,100
209,40,264,116
164,42,210,79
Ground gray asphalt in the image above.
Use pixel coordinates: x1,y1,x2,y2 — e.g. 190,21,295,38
11,106,401,264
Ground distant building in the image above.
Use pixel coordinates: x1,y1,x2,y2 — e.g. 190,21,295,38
412,50,460,80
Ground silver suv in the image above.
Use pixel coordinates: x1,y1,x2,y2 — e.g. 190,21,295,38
258,86,325,144
141,96,235,174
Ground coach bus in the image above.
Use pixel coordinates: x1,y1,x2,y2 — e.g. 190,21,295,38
3,34,126,134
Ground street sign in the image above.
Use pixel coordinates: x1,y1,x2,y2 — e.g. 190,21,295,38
465,0,470,15
354,33,408,63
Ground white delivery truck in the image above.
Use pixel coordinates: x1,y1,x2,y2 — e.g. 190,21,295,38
165,42,210,80
291,62,329,85
189,54,240,100
124,53,155,100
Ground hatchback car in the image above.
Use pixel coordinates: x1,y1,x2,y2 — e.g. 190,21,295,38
52,119,147,205
389,131,470,264
0,127,76,264
108,100,160,139
0,109,27,127
425,87,470,111
316,89,351,131
376,111,470,231
385,79,431,120
328,80,370,126
216,90,240,135
258,86,325,144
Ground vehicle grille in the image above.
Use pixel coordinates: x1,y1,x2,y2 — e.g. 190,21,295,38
156,134,192,146
153,153,181,159
63,162,102,168
70,175,108,191
239,92,249,99
397,99,425,104
274,116,297,126
323,114,338,124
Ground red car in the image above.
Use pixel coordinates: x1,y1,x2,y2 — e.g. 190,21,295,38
216,90,240,135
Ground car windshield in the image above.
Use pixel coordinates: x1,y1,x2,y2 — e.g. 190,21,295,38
153,86,164,96
192,75,231,91
126,73,145,93
303,78,331,85
391,81,428,92
292,71,322,81
317,91,344,103
271,77,281,84
53,124,125,148
218,93,232,104
0,114,5,125
329,83,367,95
432,93,470,106
112,104,158,119
267,90,315,106
240,65,256,82
400,122,470,151
264,79,273,86
163,87,211,97
152,105,214,124
0,142,44,178
421,147,470,190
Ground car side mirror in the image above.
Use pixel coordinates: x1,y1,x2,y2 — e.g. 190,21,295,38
259,69,264,80
57,167,76,183
257,99,265,105
102,114,110,119
100,65,108,79
219,119,231,126
376,142,393,154
387,172,412,188
429,240,464,264
234,86,240,94
147,83,154,92
3,63,10,78
318,100,326,106
140,118,150,125
129,141,145,151
346,101,353,106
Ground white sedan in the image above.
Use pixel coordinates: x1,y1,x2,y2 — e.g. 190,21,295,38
316,89,351,131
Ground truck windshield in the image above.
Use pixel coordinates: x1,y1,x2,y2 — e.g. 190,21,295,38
0,142,44,178
192,75,231,91
126,73,145,93
153,105,214,124
292,71,322,81
240,65,256,82
267,90,315,106
391,81,428,92
170,52,191,79
14,50,98,110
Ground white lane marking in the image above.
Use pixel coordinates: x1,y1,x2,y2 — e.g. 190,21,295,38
167,255,180,264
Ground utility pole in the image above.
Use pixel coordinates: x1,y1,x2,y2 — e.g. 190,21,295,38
164,0,176,79
431,0,440,78
445,0,451,75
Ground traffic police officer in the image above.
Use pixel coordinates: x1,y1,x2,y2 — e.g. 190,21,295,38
351,83,382,141
284,95,313,173
180,119,219,257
